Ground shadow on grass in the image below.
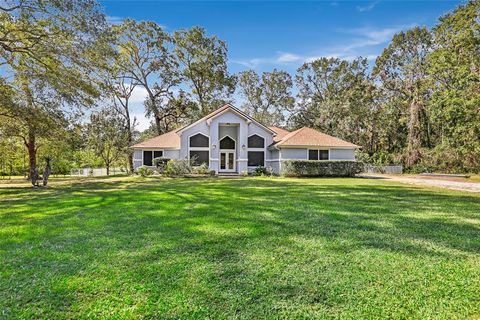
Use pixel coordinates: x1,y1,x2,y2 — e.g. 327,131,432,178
1,177,479,317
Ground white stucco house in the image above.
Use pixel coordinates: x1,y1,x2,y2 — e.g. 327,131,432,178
131,104,359,174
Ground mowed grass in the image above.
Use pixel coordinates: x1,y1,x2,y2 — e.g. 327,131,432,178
1,176,479,319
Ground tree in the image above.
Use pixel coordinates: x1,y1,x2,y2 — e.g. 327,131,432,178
293,57,377,153
427,0,480,171
174,27,236,116
109,76,138,173
0,0,106,67
113,19,182,135
237,69,294,126
0,0,111,185
87,109,128,176
373,27,433,167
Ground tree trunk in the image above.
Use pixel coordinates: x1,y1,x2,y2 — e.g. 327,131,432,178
126,119,134,174
406,100,422,167
43,157,51,187
26,126,37,184
106,164,110,176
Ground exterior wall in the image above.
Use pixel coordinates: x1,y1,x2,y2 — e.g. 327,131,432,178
330,148,356,160
267,149,280,174
132,148,180,171
280,148,309,160
178,109,277,173
209,110,249,173
247,122,275,173
179,121,210,160
164,149,180,159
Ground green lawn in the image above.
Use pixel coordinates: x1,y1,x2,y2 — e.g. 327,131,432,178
1,176,479,319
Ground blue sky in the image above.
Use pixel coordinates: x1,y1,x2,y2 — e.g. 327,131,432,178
100,0,462,130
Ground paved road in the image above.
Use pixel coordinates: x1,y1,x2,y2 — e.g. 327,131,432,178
360,174,480,193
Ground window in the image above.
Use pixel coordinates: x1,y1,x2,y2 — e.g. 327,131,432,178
220,136,235,149
320,150,329,160
308,149,329,161
248,134,265,148
143,150,163,166
189,150,209,166
189,133,209,148
308,150,319,160
248,151,264,167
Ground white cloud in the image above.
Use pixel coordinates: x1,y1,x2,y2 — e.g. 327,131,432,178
231,58,264,68
341,24,417,49
356,0,381,12
232,24,413,69
131,112,151,132
276,52,301,63
129,86,149,103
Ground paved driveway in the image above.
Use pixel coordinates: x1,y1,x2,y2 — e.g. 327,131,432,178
360,174,480,193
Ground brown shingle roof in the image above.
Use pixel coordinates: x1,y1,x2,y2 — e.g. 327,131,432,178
268,126,291,142
131,129,180,149
273,127,359,148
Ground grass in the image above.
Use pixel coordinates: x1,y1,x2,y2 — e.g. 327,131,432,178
1,176,479,319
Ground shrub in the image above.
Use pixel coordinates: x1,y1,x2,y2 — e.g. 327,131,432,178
251,166,273,176
137,166,154,177
153,157,170,174
164,159,192,176
281,160,363,177
252,166,267,176
193,163,210,175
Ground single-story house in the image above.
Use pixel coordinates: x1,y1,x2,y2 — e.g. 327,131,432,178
131,104,359,174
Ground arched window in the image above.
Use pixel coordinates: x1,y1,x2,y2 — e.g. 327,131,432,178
189,133,209,148
220,136,235,149
248,134,265,148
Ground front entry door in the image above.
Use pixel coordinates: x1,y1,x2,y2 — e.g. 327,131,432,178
220,151,235,172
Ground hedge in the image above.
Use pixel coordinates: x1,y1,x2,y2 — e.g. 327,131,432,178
281,160,363,177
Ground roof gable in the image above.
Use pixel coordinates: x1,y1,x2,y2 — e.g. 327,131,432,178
176,104,275,135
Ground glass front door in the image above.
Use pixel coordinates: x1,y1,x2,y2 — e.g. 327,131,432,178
220,151,235,172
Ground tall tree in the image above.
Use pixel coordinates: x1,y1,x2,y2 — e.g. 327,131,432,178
174,27,236,116
294,57,377,152
113,19,182,135
427,0,480,171
87,109,128,176
0,0,111,184
109,76,138,173
237,69,294,126
373,26,433,167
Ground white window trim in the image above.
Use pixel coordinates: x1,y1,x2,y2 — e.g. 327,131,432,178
142,149,164,166
219,134,236,150
188,132,210,166
307,148,330,161
218,135,237,172
247,134,266,167
247,133,267,167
